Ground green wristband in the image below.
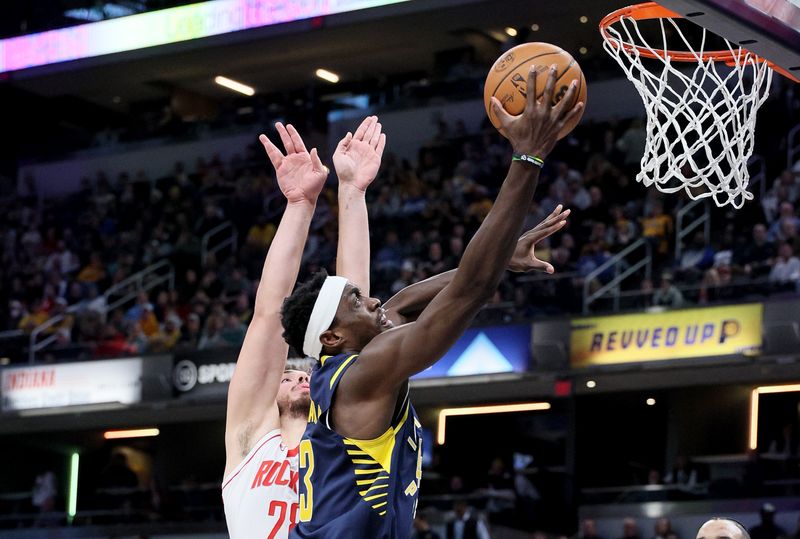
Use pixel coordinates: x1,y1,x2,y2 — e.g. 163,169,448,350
512,153,544,168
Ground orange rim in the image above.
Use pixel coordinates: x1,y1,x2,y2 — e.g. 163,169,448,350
599,2,799,82
599,2,742,62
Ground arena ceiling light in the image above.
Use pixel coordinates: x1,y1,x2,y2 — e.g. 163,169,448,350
437,402,550,445
103,428,160,439
749,383,800,450
504,27,518,37
214,76,255,96
315,69,340,83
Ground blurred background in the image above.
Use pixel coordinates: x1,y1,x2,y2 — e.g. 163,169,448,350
0,0,799,538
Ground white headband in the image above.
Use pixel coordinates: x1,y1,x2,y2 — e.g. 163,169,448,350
303,276,348,359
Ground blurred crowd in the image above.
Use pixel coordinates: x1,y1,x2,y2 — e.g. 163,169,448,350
1,78,799,362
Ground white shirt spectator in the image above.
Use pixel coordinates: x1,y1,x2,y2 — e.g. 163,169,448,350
451,512,490,539
770,256,800,283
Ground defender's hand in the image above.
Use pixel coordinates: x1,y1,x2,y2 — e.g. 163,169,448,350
333,115,387,192
259,122,328,205
508,204,570,273
490,65,584,160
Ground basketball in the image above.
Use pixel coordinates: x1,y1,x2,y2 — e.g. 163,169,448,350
484,42,587,140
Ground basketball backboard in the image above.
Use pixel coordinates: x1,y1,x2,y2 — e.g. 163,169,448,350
657,0,800,79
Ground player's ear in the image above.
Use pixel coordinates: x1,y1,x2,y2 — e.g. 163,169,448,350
320,328,343,349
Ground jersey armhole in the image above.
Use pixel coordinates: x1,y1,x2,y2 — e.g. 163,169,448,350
222,429,282,490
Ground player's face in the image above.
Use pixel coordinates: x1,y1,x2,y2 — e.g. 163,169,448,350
276,370,311,417
332,283,393,350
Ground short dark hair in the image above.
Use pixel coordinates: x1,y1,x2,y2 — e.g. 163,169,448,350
281,270,328,357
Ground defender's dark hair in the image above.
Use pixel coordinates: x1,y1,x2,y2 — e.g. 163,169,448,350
281,270,329,357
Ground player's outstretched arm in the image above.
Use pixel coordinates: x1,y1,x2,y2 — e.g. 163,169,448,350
334,116,386,296
334,66,583,434
224,123,327,474
383,204,571,325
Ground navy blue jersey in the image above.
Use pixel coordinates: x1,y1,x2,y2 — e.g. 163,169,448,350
291,353,423,539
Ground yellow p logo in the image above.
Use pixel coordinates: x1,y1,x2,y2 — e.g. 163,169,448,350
720,319,741,344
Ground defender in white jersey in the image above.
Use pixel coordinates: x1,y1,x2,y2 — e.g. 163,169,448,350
223,117,387,538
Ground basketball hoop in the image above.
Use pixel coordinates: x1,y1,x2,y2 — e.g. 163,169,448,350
599,2,778,208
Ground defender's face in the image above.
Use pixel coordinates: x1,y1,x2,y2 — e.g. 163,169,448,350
332,283,393,350
276,370,311,408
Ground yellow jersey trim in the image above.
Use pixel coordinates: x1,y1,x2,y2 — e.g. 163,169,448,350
329,354,358,389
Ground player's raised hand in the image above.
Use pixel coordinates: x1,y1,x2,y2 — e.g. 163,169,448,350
259,122,328,205
508,204,570,273
490,65,584,160
332,115,387,192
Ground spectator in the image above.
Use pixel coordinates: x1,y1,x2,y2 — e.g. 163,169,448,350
749,503,787,539
412,509,443,539
31,470,57,526
640,201,673,258
5,300,27,331
198,313,228,350
446,500,490,539
677,232,715,281
579,519,605,539
616,118,647,172
652,272,685,308
653,518,676,539
177,312,202,351
485,457,515,523
619,518,642,539
769,242,800,288
734,224,775,278
76,252,107,285
149,313,182,353
663,455,697,489
768,202,800,242
766,423,797,457
220,312,247,346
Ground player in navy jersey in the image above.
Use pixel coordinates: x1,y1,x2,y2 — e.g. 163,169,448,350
223,116,387,539
281,66,583,538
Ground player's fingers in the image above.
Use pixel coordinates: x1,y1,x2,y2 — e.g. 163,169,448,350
546,207,571,226
286,124,308,153
369,123,382,148
526,65,538,111
275,122,296,154
532,258,556,274
376,133,387,158
259,134,283,169
491,97,514,126
364,117,379,143
554,80,579,120
541,64,558,108
557,101,585,132
353,116,374,141
336,132,353,153
310,148,328,174
546,204,564,221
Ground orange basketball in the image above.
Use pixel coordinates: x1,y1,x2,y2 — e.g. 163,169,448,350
484,42,587,140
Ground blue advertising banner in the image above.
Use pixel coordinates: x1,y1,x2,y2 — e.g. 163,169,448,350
412,324,531,379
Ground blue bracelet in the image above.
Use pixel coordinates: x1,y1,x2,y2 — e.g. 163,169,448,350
512,153,544,168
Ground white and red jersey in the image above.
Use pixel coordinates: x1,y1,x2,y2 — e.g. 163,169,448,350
222,429,299,539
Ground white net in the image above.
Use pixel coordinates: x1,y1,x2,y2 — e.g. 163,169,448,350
601,12,773,208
